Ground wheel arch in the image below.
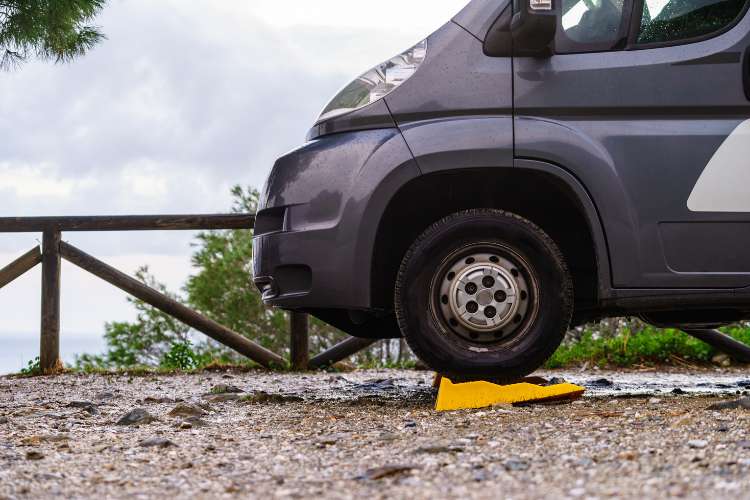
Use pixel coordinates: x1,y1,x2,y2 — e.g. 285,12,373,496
369,162,612,325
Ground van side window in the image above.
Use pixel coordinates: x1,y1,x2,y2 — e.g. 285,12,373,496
637,0,747,44
558,0,627,52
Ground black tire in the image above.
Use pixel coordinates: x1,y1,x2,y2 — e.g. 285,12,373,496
394,209,573,383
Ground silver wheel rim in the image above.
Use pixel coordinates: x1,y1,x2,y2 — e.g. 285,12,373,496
434,248,533,344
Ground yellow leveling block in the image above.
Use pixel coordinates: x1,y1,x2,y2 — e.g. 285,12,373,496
435,376,586,411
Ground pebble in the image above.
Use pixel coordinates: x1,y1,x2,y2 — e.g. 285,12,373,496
94,391,116,402
116,409,157,426
25,450,44,460
688,440,708,449
210,384,243,395
168,403,207,418
414,444,464,454
0,416,8,424
241,391,303,404
712,354,732,367
589,378,614,387
143,396,175,404
67,401,98,415
358,464,417,480
316,434,347,447
206,393,241,403
504,458,530,471
139,438,177,449
178,416,209,428
3,369,750,499
707,398,750,411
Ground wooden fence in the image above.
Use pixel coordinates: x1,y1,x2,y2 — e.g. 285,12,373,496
0,215,376,374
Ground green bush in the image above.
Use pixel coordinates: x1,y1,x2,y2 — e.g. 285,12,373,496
19,357,41,376
546,324,750,368
160,341,208,371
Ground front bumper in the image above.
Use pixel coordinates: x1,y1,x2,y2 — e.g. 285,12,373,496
252,127,420,310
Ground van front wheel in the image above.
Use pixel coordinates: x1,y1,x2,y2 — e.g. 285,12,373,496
394,209,573,383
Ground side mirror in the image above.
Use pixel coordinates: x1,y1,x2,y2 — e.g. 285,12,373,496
511,0,557,57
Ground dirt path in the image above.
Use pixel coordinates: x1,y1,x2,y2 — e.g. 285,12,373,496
1,369,749,499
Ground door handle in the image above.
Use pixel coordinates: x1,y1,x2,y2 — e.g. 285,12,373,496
744,48,750,101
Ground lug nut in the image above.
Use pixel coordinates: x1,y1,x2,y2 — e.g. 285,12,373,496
482,276,495,288
484,306,497,318
466,301,479,314
494,290,507,302
465,283,478,295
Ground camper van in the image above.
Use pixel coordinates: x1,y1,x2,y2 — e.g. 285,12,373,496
253,0,750,380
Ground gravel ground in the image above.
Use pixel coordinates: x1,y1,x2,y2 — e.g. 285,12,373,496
1,368,750,499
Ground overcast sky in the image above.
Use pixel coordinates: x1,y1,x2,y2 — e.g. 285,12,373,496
0,0,469,339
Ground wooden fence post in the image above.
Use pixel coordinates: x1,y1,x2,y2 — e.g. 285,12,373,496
290,312,309,370
40,230,62,373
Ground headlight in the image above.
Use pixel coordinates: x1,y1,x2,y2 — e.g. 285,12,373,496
317,40,427,123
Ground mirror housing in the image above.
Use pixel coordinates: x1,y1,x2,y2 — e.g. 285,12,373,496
511,0,557,57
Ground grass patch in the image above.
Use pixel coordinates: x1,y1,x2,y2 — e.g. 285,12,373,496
546,325,750,368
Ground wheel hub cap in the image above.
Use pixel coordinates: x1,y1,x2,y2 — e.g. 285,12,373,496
436,250,532,344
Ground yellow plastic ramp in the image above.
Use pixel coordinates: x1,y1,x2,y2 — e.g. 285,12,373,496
435,377,585,411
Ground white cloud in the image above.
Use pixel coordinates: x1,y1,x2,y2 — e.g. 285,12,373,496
0,162,96,198
0,0,469,338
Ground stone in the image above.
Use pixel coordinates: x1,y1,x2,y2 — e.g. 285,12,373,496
708,398,750,411
25,450,45,460
688,440,708,449
588,378,614,387
378,432,399,442
183,416,209,427
21,434,69,446
316,434,346,447
168,403,207,418
0,416,8,424
210,384,243,395
94,391,116,402
712,354,732,367
67,401,98,415
414,444,464,454
139,437,176,449
143,396,175,404
116,409,156,426
358,464,417,480
672,388,686,395
241,391,303,404
207,394,242,403
504,458,530,471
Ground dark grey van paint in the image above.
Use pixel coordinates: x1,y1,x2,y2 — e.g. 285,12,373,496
453,0,510,41
515,11,750,288
254,0,750,336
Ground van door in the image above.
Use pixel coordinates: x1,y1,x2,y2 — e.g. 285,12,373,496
513,0,750,288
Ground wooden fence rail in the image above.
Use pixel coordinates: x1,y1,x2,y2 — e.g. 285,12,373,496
0,214,376,374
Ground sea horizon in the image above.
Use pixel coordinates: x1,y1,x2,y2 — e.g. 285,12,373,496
0,334,106,375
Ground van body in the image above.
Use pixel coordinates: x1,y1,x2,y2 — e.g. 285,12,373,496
253,0,750,380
